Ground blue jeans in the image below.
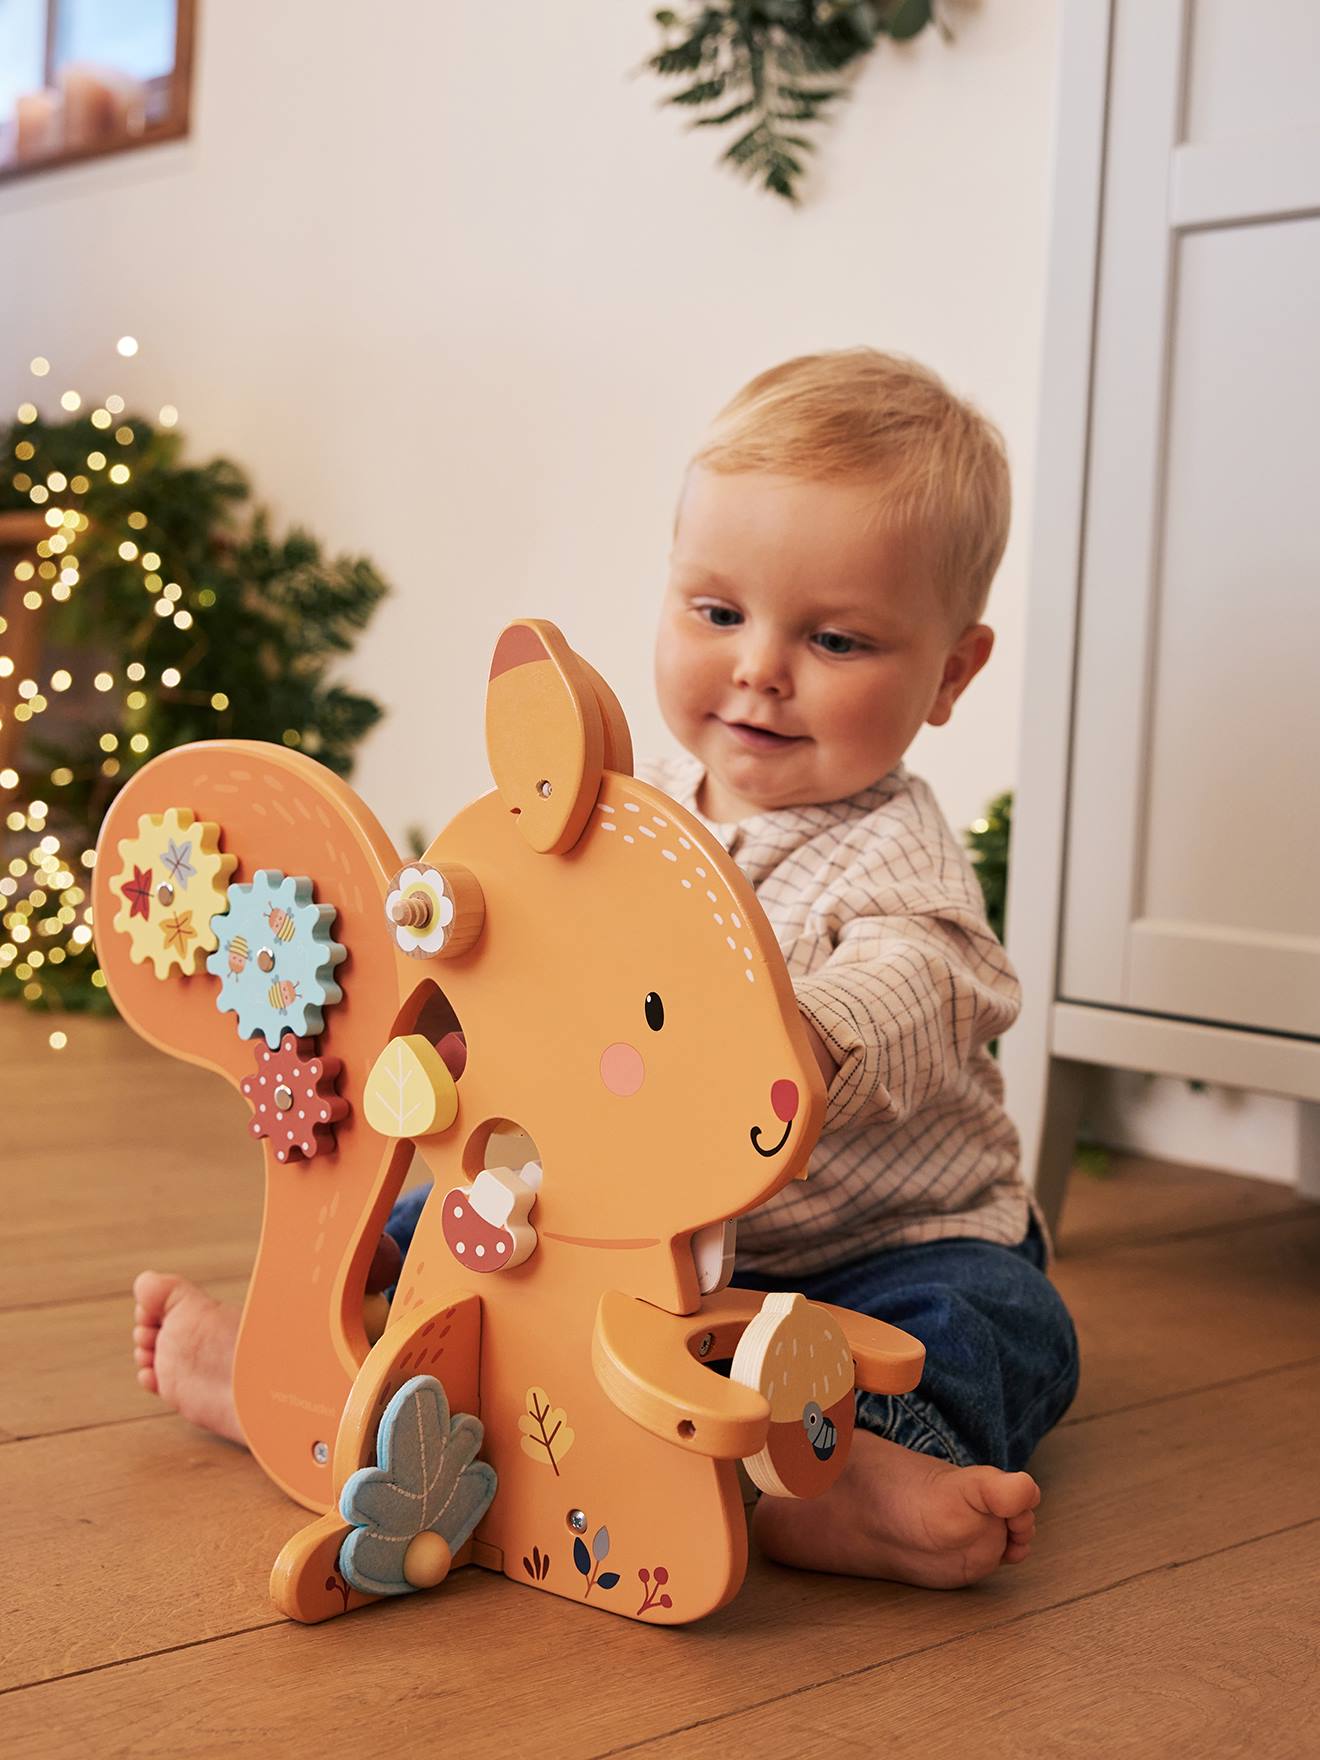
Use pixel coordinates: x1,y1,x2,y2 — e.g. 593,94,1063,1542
730,1218,1078,1471
384,1190,1077,1473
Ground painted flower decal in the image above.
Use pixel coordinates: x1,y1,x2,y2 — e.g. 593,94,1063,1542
572,1522,620,1598
338,1375,497,1598
162,838,196,887
160,909,197,955
384,864,456,958
123,865,153,920
637,1565,673,1617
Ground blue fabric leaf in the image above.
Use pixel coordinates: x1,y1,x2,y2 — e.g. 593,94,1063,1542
338,1374,496,1598
596,1571,620,1590
592,1524,611,1561
573,1536,591,1575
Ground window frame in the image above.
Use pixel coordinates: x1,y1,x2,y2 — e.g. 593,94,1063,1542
0,0,195,184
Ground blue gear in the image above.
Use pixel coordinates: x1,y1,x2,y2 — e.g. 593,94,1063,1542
206,869,346,1047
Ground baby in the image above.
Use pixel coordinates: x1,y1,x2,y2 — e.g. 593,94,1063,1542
134,349,1078,1590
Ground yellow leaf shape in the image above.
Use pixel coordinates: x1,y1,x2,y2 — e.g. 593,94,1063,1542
518,1385,575,1474
363,1034,458,1139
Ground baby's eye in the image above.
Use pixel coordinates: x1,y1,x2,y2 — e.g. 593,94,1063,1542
698,605,742,628
644,992,665,1031
812,631,860,656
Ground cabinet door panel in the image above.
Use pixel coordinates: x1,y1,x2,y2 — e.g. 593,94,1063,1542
1060,0,1320,1038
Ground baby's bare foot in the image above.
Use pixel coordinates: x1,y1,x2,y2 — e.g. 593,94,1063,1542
132,1271,246,1445
753,1429,1040,1589
132,1236,403,1443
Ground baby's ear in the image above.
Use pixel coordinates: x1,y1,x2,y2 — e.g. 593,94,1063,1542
485,620,609,853
926,623,995,728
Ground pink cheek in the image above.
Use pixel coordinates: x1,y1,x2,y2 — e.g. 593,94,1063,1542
600,1042,645,1097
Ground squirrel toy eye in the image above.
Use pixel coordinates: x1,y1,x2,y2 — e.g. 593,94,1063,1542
644,992,664,1032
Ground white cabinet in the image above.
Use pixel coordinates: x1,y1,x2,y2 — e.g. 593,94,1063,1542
1004,0,1320,1226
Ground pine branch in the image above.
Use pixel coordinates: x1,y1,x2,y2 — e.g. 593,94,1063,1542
646,1,939,201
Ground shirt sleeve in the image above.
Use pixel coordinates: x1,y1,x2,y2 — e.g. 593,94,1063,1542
792,906,1022,1135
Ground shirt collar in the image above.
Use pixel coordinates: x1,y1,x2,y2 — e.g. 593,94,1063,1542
662,753,909,857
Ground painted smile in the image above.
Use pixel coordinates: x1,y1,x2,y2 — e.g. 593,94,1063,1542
750,1116,792,1158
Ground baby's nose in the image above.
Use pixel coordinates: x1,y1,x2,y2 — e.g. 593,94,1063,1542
770,1079,798,1122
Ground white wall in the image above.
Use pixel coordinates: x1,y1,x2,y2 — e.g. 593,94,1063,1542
0,0,1060,845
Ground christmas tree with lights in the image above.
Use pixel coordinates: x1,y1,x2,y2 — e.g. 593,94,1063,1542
0,351,388,1014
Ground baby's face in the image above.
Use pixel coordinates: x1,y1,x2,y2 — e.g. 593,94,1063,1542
655,468,991,821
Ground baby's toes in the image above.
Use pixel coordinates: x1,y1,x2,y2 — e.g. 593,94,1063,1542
136,1365,159,1393
968,1468,1040,1523
131,1269,178,1327
1007,1507,1036,1544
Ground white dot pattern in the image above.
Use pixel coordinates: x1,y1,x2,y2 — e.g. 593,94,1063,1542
593,782,759,987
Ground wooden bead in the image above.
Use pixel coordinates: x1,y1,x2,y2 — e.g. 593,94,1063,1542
403,1530,452,1589
390,894,432,929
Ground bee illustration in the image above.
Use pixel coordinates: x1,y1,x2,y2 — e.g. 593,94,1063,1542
801,1400,838,1462
265,904,298,942
268,976,301,1013
227,935,250,974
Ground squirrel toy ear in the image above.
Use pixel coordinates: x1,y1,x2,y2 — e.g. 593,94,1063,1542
573,653,634,778
486,620,623,854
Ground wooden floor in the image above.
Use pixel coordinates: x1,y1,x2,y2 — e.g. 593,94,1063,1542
3,1011,1319,1757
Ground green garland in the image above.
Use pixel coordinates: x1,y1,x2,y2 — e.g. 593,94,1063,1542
648,0,939,201
964,787,1010,944
0,408,388,1013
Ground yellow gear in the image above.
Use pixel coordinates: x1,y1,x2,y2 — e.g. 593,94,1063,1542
110,807,236,979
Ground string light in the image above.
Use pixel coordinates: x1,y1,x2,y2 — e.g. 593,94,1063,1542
2,352,205,1022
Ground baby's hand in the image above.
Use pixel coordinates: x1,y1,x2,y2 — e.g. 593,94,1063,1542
800,1013,839,1086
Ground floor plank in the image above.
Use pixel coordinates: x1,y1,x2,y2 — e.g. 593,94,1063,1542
1054,1210,1320,1423
5,1356,1319,1727
625,1520,1320,1759
1055,1152,1313,1256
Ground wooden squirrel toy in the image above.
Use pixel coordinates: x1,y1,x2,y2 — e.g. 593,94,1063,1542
94,619,924,1626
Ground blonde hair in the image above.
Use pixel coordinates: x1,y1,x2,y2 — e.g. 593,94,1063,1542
692,349,1010,625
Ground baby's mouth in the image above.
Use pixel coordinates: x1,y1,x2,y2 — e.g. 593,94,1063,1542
721,720,804,751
